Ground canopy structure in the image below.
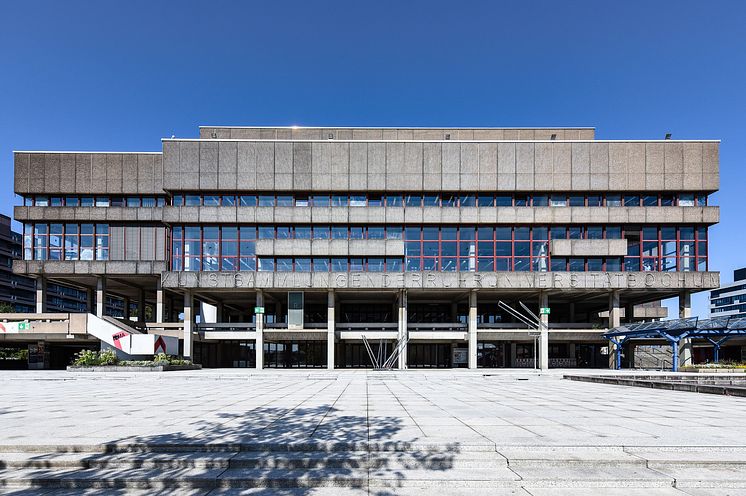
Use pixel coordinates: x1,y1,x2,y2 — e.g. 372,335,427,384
604,315,746,371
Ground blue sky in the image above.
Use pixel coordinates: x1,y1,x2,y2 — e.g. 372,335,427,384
1,0,744,318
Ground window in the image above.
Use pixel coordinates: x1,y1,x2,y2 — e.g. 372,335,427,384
239,195,257,207
551,195,568,207
405,195,422,207
222,195,236,206
349,195,366,207
386,195,403,207
679,194,695,207
331,195,348,207
313,226,330,239
532,195,549,207
642,195,659,207
258,195,275,207
495,195,512,207
294,226,311,239
368,227,385,239
606,194,622,207
312,195,329,207
66,197,79,207
624,195,640,207
460,194,476,207
294,196,309,207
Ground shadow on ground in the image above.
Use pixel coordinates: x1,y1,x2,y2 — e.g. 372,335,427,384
5,405,461,495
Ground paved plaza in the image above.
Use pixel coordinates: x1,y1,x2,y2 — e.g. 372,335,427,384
1,370,746,494
1,369,745,448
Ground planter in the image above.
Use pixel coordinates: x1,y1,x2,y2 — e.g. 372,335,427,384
67,364,202,372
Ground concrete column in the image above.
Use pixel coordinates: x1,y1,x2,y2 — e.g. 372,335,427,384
255,290,264,369
451,302,459,323
183,291,193,359
539,291,549,370
397,289,408,369
124,297,130,320
679,290,692,366
468,290,478,369
216,302,224,323
327,290,335,370
86,287,93,315
96,277,106,318
138,289,145,323
569,302,576,323
625,301,636,324
608,290,621,369
156,281,165,323
509,343,517,368
35,276,46,313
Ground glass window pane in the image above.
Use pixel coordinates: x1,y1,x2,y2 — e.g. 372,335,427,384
495,195,512,207
606,226,622,239
203,196,219,206
386,226,402,239
405,195,422,207
624,195,640,207
368,227,385,239
277,258,293,271
313,226,329,239
185,195,200,206
587,226,603,239
569,258,584,271
312,195,329,207
295,258,311,272
606,194,622,207
514,227,530,240
386,195,403,207
350,258,364,271
239,195,257,207
606,258,622,271
294,226,311,239
423,195,439,207
276,196,292,207
222,196,236,206
259,227,274,239
349,195,366,207
460,194,476,207
643,195,658,206
332,227,347,239
679,194,694,206
587,195,602,207
387,258,402,272
276,227,291,239
332,195,348,207
332,258,347,271
258,195,275,206
587,258,603,271
368,258,384,272
532,195,548,207
350,227,364,239
313,258,329,272
550,227,567,240
551,195,568,207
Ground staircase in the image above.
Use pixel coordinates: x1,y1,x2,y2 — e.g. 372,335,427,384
86,314,178,358
634,345,674,370
0,444,744,492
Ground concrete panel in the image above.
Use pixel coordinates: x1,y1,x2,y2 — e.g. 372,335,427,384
515,143,534,175
236,142,258,190
163,141,179,174
331,143,350,190
274,142,292,174
552,143,571,174
349,142,367,178
664,173,683,190
59,154,76,193
105,155,123,193
608,173,627,190
14,153,29,194
590,143,609,174
121,155,138,194
535,143,552,174
702,142,719,191
571,142,590,175
478,143,497,191
535,174,553,190
608,143,627,175
28,154,44,192
42,154,61,194
571,173,590,190
683,142,703,190
90,154,107,194
645,142,664,175
217,142,238,190
551,239,628,256
180,141,200,173
516,173,534,190
554,173,572,191
497,173,516,190
664,142,684,175
497,143,516,174
628,143,645,176
423,143,442,191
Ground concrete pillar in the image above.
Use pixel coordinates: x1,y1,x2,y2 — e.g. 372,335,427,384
569,302,576,323
468,290,478,369
679,290,692,366
86,287,93,315
255,290,264,369
138,289,145,323
609,290,621,368
216,302,224,322
183,291,193,359
124,297,130,320
397,289,408,369
156,281,165,323
451,302,459,323
327,290,335,370
35,276,46,313
539,291,549,370
96,277,106,318
625,301,636,324
509,342,517,368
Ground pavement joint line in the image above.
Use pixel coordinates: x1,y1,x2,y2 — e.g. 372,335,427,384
310,380,352,438
381,379,426,438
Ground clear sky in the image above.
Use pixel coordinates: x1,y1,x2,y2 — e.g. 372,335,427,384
1,0,744,318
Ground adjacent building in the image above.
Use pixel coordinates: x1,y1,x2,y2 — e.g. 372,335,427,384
711,268,746,318
11,126,720,369
0,215,35,312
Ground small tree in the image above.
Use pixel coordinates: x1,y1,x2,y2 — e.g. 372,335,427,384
0,302,15,313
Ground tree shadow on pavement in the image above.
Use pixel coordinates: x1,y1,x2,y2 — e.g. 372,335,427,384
5,404,462,495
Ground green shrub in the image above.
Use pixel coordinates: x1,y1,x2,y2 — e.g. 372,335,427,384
71,349,119,366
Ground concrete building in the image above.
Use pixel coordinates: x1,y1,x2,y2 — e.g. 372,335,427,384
711,268,746,318
0,215,35,312
10,126,720,369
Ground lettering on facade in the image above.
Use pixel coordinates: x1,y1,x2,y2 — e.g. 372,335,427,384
164,270,718,291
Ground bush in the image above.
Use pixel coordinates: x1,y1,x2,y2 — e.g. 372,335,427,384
71,350,191,367
71,349,119,366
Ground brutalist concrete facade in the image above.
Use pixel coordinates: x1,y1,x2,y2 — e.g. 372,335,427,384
12,126,720,370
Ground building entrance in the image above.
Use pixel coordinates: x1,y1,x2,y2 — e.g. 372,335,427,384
264,340,327,368
407,343,452,368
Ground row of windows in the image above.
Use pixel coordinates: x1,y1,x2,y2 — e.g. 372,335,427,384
711,284,746,299
23,196,166,208
711,295,745,307
23,224,110,261
711,304,746,315
171,192,709,208
170,224,708,273
171,225,707,242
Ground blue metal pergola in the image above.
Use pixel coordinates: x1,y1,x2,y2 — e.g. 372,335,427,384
603,315,746,372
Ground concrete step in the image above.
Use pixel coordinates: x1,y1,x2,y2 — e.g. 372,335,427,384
1,446,746,491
